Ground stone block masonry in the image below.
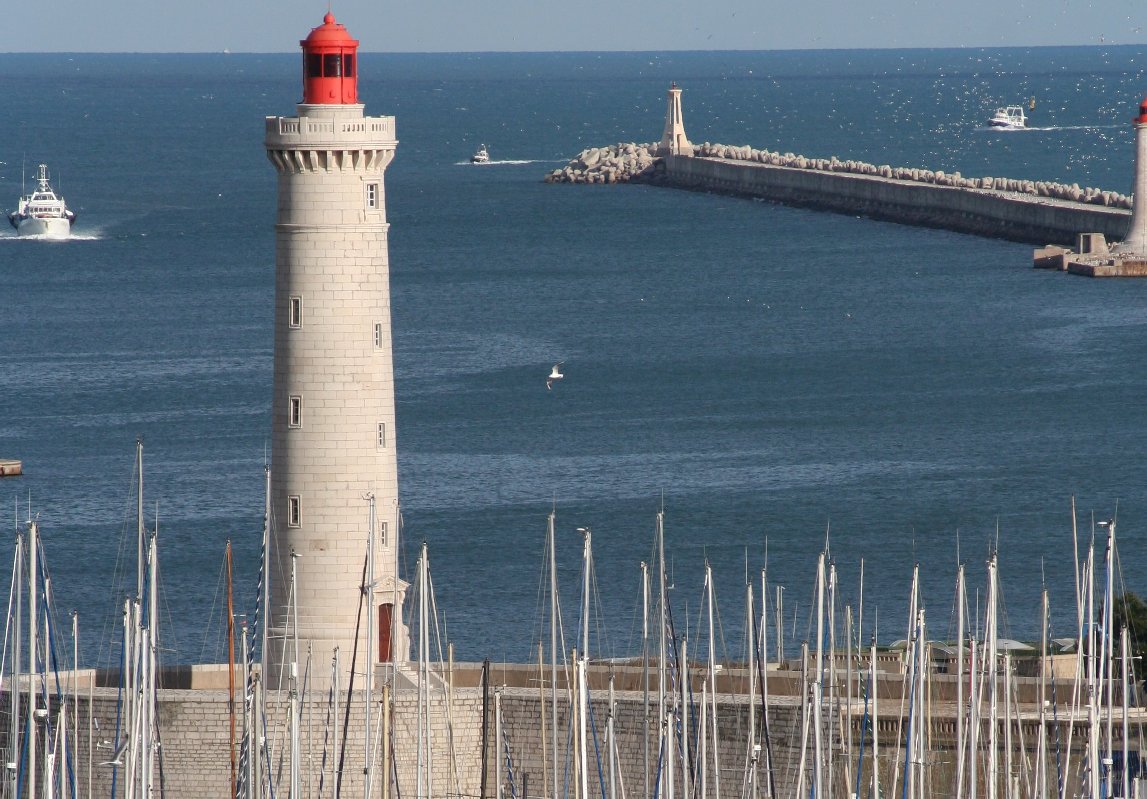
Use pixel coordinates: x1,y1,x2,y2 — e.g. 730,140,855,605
3,661,1144,798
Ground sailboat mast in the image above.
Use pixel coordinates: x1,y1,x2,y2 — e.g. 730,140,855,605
656,512,667,799
1103,520,1115,793
289,552,301,799
704,562,721,799
988,553,999,799
28,521,38,799
8,534,20,799
956,564,966,799
579,528,591,660
548,511,559,799
228,541,237,799
1037,588,1048,799
1121,626,1130,799
365,495,377,799
870,633,879,799
145,531,159,798
745,579,757,799
812,553,825,799
641,560,650,799
136,439,145,603
260,464,270,772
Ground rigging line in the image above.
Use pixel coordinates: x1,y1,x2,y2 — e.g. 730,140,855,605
39,554,80,799
198,555,229,664
0,537,19,688
335,551,370,798
427,565,465,795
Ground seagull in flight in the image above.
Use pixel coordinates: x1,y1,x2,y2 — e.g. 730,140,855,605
546,362,564,390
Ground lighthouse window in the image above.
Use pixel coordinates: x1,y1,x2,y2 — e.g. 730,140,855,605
366,183,379,209
287,496,301,527
288,396,302,428
373,323,383,348
289,296,302,328
306,53,322,79
343,54,355,78
323,54,342,77
377,423,387,448
378,521,388,547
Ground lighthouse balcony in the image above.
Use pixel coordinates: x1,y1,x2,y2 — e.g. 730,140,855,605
265,114,396,147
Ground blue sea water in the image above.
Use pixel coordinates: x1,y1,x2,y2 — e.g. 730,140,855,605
1,47,1147,668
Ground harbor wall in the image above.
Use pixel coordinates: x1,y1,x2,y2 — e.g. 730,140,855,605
2,660,1142,798
660,155,1132,246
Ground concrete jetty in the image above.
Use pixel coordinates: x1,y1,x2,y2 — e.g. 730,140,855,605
546,83,1143,255
1031,95,1147,275
545,141,1131,246
0,459,22,477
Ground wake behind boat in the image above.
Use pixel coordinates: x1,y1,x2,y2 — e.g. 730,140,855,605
470,144,490,164
8,163,76,238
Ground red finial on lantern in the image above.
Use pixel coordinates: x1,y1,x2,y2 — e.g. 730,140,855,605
300,12,359,105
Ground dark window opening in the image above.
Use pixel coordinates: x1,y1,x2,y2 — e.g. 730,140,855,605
343,54,355,78
306,53,323,79
323,54,342,77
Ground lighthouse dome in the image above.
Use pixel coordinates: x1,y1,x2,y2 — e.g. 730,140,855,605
299,12,360,105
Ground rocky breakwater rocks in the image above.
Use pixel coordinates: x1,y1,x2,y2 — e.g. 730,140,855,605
690,142,1133,210
545,139,1133,210
544,143,658,184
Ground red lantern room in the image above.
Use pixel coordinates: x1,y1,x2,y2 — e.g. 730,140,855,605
1137,96,1147,124
300,12,359,105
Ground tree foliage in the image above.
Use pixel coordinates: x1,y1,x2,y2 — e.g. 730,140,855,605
1113,591,1147,676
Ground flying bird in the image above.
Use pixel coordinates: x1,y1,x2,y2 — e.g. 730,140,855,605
546,362,564,390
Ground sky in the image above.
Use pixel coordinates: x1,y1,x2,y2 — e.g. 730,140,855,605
3,0,1144,52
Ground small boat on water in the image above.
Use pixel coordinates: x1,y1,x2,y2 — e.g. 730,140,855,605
988,105,1027,130
470,144,490,164
8,163,76,238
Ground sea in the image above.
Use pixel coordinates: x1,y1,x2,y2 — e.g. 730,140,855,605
1,46,1146,669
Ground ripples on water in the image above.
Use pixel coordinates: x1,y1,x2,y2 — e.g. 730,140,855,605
1,48,1147,666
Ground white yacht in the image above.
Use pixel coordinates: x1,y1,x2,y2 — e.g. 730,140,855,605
8,164,76,238
988,106,1027,130
470,144,490,164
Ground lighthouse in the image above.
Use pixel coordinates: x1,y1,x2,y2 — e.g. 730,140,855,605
658,82,694,157
264,13,407,687
1117,96,1147,254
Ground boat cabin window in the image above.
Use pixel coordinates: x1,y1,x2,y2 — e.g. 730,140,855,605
288,496,301,527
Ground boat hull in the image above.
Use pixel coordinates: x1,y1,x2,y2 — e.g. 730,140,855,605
14,216,71,239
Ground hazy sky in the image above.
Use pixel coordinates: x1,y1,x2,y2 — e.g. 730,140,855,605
5,0,1144,52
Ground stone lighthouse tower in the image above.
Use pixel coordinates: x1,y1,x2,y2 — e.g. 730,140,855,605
658,82,694,157
1117,95,1147,254
264,13,406,687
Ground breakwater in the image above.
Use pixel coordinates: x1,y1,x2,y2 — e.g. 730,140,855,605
546,143,1132,245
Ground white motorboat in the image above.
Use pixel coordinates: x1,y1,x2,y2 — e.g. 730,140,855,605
470,144,490,164
988,106,1027,130
8,164,76,238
